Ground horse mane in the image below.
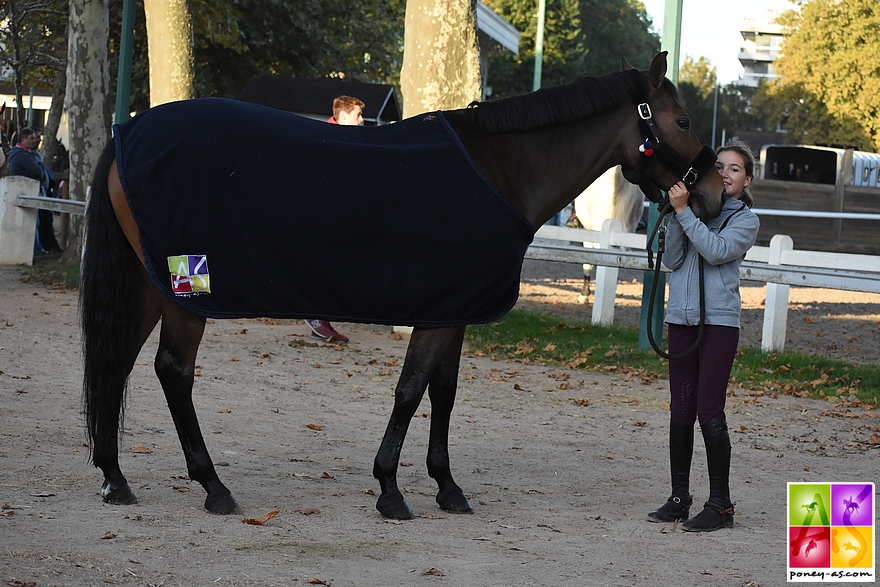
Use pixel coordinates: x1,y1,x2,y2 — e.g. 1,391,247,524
463,68,664,133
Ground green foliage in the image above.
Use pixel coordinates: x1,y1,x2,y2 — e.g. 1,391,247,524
757,0,880,151
27,260,80,290
107,0,406,110
480,0,660,98
0,0,68,87
0,0,68,127
679,55,715,100
466,309,880,405
190,0,406,99
752,80,872,148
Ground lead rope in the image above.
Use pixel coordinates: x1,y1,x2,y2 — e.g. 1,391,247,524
645,201,706,360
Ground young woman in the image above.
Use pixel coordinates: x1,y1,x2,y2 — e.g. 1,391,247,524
647,140,761,532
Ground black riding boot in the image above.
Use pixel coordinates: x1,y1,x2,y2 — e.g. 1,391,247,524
647,419,693,522
682,414,735,532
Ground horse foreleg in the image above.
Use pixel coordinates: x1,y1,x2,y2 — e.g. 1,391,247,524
154,301,240,514
426,327,472,514
373,327,461,520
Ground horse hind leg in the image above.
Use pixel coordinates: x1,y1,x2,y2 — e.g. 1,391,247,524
154,299,240,514
425,327,472,514
373,327,462,520
82,145,162,506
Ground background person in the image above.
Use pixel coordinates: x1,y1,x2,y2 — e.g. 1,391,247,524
8,127,60,254
647,140,760,532
303,95,365,343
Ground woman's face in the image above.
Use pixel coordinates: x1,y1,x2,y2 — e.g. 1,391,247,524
715,150,751,199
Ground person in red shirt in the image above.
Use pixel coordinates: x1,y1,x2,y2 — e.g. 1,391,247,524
304,96,365,343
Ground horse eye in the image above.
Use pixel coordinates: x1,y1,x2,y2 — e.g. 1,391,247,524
677,119,690,130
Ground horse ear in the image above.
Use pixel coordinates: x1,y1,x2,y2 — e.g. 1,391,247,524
621,57,636,71
648,51,669,89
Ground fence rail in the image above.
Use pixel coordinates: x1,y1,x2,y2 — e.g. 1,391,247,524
526,220,880,352
18,195,86,215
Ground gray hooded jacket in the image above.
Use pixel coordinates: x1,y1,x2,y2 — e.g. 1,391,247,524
662,197,760,328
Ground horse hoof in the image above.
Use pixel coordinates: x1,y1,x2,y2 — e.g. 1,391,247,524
205,493,241,515
437,489,473,514
376,495,414,520
101,481,137,505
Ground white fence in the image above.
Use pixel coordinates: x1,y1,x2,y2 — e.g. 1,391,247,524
0,177,84,265
526,220,880,353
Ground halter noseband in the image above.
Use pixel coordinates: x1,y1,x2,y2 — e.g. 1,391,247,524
622,101,717,203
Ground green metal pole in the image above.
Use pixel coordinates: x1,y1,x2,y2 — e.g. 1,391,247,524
27,88,34,127
114,0,136,124
532,0,546,92
638,0,683,350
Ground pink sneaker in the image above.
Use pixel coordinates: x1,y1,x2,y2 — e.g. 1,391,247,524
305,319,349,343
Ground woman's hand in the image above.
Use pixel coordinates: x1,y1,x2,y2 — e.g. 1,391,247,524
668,181,690,214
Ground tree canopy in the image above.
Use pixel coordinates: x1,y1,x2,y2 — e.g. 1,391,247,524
0,0,68,128
111,0,406,112
754,0,880,151
480,0,660,98
674,56,758,149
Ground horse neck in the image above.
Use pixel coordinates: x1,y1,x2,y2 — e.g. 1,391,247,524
446,106,630,230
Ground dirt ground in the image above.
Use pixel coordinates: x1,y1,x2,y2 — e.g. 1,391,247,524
1,258,878,587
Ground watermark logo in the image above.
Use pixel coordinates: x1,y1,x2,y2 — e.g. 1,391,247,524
788,482,875,582
168,254,211,296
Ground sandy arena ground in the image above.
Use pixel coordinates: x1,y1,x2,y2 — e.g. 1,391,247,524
1,259,878,586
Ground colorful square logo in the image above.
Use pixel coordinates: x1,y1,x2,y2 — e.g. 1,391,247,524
788,482,875,582
168,254,211,296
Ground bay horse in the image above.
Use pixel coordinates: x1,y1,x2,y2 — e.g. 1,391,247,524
80,52,725,520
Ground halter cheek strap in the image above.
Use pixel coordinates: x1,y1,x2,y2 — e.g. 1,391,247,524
622,102,718,199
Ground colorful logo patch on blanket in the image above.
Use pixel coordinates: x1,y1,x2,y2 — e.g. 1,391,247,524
168,255,211,296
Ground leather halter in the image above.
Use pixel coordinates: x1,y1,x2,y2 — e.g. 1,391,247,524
621,101,717,203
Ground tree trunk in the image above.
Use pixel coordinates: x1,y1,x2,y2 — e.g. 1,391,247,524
143,0,194,106
400,0,482,118
62,0,110,265
41,66,67,170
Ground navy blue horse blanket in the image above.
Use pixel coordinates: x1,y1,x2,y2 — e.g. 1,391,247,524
113,98,534,327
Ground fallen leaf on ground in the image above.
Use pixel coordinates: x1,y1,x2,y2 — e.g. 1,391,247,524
172,486,190,493
242,510,280,525
6,580,37,587
130,445,152,454
306,578,329,585
631,420,646,427
101,531,117,539
422,568,444,576
218,408,232,413
321,472,334,479
306,424,324,431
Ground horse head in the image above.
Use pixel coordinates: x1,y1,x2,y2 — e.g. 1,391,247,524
620,52,726,220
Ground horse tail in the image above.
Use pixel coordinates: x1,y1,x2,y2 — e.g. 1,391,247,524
80,141,144,462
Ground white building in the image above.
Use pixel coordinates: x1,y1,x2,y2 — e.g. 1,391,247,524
737,9,785,87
